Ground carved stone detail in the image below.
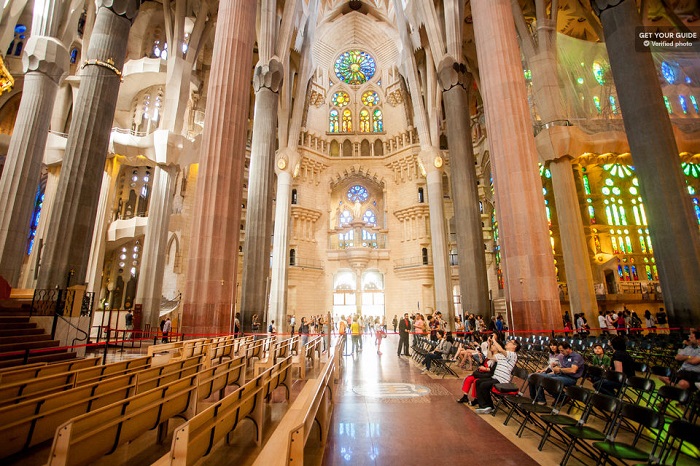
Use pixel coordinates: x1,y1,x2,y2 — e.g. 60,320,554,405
22,36,70,84
253,57,284,93
437,56,471,92
96,0,140,21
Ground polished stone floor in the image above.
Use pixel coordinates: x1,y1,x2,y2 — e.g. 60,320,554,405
319,335,548,466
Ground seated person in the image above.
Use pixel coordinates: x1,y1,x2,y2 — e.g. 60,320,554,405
659,330,700,390
422,330,453,372
457,358,497,405
528,341,584,404
474,335,521,414
455,334,488,370
587,343,611,385
597,336,636,396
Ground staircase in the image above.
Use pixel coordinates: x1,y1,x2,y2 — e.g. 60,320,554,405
0,298,77,369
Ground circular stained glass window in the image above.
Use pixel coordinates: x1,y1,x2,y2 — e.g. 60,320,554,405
347,185,369,203
332,91,350,107
361,90,380,106
335,51,376,85
661,61,676,84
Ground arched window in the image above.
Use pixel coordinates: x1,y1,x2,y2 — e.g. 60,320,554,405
8,24,26,57
360,139,370,157
374,139,383,156
418,187,424,203
363,210,376,226
422,247,429,265
70,48,79,64
342,108,352,132
339,210,353,226
289,249,296,266
291,189,298,204
27,181,46,255
329,109,339,133
372,108,383,132
359,109,370,133
347,185,369,202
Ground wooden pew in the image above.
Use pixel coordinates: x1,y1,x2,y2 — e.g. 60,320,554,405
196,356,246,406
46,374,199,466
252,356,336,466
206,337,237,366
0,373,137,459
260,355,293,402
148,338,211,361
0,356,151,407
134,355,204,393
153,356,293,466
292,336,322,380
181,339,212,361
0,358,101,385
253,337,291,376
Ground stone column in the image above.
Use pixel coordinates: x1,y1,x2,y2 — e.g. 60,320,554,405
0,37,68,286
437,58,490,317
181,1,256,337
471,0,561,331
36,0,139,288
135,166,174,329
268,156,295,334
592,0,700,326
240,58,283,332
423,158,455,323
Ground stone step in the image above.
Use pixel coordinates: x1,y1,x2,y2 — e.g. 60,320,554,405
0,321,39,330
0,339,61,360
0,328,44,338
0,334,52,345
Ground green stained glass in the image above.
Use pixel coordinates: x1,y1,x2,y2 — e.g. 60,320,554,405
593,96,602,114
619,206,628,225
524,69,532,81
609,96,618,114
361,90,380,106
664,96,673,114
639,235,647,253
583,175,591,194
335,51,376,85
332,91,350,107
691,95,699,113
604,164,633,178
372,108,383,132
625,236,633,253
588,206,596,223
682,162,700,178
593,62,606,85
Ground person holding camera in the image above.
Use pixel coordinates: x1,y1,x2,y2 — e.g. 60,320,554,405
474,334,520,414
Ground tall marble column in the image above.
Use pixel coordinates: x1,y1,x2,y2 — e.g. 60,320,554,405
592,0,700,326
135,166,174,329
240,58,283,332
471,0,561,331
423,158,455,321
0,36,69,286
268,166,294,334
437,58,490,317
37,0,139,289
181,1,256,337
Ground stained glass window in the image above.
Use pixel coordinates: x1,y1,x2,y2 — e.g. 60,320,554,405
329,109,339,133
340,210,353,226
342,108,352,132
27,188,45,255
683,162,700,178
335,50,376,85
664,96,673,114
609,96,618,114
347,185,369,203
661,61,676,84
372,109,383,132
592,62,606,86
363,210,377,225
691,95,699,113
332,91,350,107
359,109,370,132
593,96,602,114
361,90,380,106
680,95,689,114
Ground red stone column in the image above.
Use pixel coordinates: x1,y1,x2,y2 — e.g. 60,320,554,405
181,1,256,337
471,0,561,332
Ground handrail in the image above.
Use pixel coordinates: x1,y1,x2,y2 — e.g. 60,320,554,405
55,312,89,347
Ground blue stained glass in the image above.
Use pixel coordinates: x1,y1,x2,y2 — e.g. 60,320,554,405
609,96,618,114
372,108,383,132
593,62,606,85
363,210,376,225
335,51,376,85
27,190,44,255
664,96,673,114
593,96,602,114
661,61,676,84
680,95,688,114
347,185,369,203
691,95,700,113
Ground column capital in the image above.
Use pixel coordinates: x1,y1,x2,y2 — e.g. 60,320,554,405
22,36,70,85
253,57,284,93
275,147,299,176
97,0,140,22
437,56,472,92
418,147,445,176
590,0,626,17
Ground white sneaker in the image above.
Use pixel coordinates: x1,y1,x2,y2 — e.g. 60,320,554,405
475,407,493,414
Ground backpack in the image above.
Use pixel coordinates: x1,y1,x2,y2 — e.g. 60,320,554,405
268,324,273,333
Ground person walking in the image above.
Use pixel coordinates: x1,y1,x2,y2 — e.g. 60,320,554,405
392,315,398,334
124,309,133,340
397,313,411,356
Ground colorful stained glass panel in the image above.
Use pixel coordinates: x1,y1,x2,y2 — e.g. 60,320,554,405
335,51,376,85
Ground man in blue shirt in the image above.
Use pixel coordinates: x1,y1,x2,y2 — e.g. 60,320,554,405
529,341,584,404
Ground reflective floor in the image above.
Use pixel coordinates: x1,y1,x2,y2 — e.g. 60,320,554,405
320,335,544,466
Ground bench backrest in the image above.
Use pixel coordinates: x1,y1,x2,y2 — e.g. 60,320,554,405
47,374,198,466
136,355,204,393
0,358,101,385
0,373,137,459
196,356,246,403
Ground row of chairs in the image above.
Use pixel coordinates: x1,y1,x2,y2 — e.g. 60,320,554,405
410,336,458,377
